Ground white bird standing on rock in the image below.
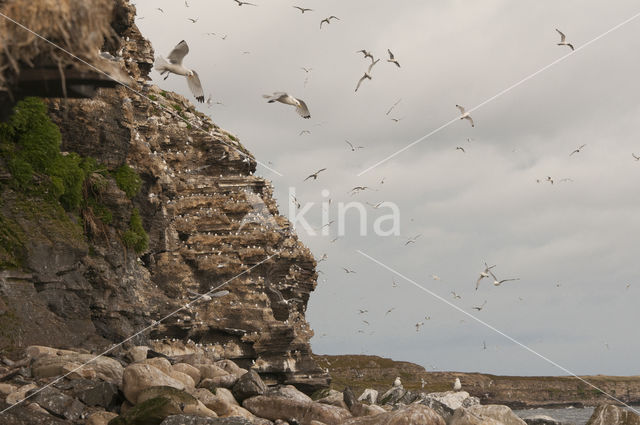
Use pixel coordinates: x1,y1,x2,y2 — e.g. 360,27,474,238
263,92,311,118
154,40,205,102
453,378,462,391
393,377,402,387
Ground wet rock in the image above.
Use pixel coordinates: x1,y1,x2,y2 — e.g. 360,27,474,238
586,404,640,425
122,363,186,404
232,370,267,402
340,404,445,425
31,352,124,384
523,415,564,425
27,386,86,421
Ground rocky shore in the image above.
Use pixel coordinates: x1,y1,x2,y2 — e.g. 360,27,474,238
1,345,639,425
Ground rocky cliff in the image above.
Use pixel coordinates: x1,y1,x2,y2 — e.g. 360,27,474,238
0,0,328,393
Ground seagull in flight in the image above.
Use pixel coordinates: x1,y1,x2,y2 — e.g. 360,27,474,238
233,0,257,6
385,307,395,315
556,29,574,51
476,262,496,290
415,322,424,332
156,7,164,13
392,279,398,288
356,49,375,62
404,234,421,245
154,40,205,102
390,117,404,123
456,146,466,153
355,59,380,92
456,104,474,127
304,168,327,181
632,153,640,161
472,300,487,311
320,15,340,28
299,130,311,136
293,6,313,13
263,92,310,118
451,291,461,299
342,267,356,274
358,309,368,314
349,186,371,195
570,144,586,156
492,277,520,286
386,99,402,115
345,140,365,151
187,17,199,23
387,49,401,68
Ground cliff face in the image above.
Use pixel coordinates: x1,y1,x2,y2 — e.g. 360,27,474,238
0,0,328,393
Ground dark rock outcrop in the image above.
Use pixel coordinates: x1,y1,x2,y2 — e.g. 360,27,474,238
586,404,640,425
0,0,328,394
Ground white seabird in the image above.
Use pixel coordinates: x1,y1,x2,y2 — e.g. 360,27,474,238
355,59,380,92
556,29,574,51
393,377,402,387
456,104,474,127
263,92,311,118
154,40,205,103
453,377,462,391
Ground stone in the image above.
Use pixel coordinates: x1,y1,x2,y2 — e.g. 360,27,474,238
198,364,230,380
137,386,199,406
420,391,479,411
31,353,124,384
0,383,17,396
144,358,174,375
214,360,248,379
0,400,70,424
418,397,455,423
243,395,351,425
27,386,86,421
342,387,384,417
467,405,527,425
357,389,378,405
200,376,238,390
586,404,640,425
26,403,50,415
87,411,119,425
268,385,313,403
315,390,346,409
232,370,267,402
340,404,446,425
71,380,121,409
129,346,150,363
122,363,186,404
5,383,37,405
108,396,182,425
523,415,564,425
174,363,202,385
160,415,253,425
25,345,78,359
378,386,406,405
192,388,255,420
169,370,196,391
449,408,504,425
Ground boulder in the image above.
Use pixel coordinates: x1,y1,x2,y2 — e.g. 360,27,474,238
192,388,255,420
418,397,455,423
467,405,527,425
378,386,406,405
523,415,563,425
198,364,231,380
25,345,78,358
420,391,479,411
0,400,70,424
449,408,504,425
108,396,183,425
31,353,124,384
87,411,119,425
27,386,86,421
122,363,186,404
316,390,347,409
160,415,253,424
65,379,120,409
214,360,248,379
5,383,37,405
232,370,266,402
342,387,385,417
200,376,238,390
267,385,313,403
586,404,640,425
129,346,150,363
340,404,446,425
0,383,17,396
168,370,196,391
174,363,202,385
357,389,378,405
137,386,199,406
143,358,173,375
243,395,351,425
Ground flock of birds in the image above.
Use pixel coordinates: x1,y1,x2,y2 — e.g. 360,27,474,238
138,1,636,359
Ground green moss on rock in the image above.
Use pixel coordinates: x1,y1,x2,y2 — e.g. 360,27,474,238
122,208,148,254
114,164,142,199
107,396,182,425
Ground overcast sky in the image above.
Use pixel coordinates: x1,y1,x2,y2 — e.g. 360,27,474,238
134,0,640,377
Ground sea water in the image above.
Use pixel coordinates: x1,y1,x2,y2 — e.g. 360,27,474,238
514,406,594,425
